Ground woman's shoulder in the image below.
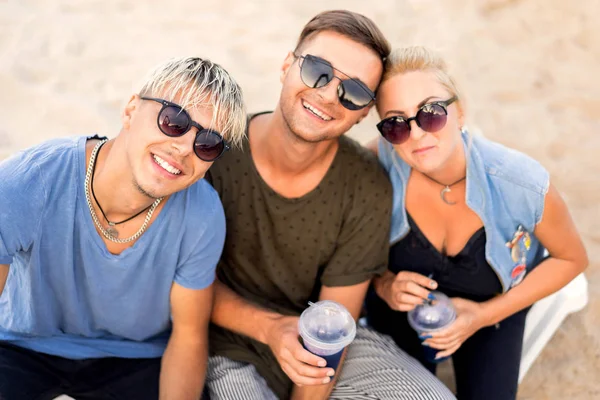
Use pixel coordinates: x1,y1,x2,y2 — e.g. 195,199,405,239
471,134,549,196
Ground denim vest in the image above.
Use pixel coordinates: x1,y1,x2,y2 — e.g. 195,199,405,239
378,131,550,292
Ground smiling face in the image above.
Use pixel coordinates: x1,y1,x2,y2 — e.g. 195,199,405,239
278,30,383,143
119,94,216,199
376,70,464,174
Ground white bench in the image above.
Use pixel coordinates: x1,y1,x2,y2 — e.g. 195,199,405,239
519,272,588,382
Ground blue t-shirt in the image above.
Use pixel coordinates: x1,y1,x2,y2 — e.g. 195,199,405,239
0,136,225,359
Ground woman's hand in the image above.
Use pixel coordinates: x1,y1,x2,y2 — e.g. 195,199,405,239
422,297,490,359
374,270,438,312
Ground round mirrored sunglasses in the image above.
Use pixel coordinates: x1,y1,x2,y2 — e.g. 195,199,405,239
141,97,230,161
376,97,458,144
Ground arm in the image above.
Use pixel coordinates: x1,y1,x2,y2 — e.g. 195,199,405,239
211,279,281,345
159,282,214,400
211,280,332,385
290,281,370,400
426,184,588,357
480,183,588,323
0,264,8,296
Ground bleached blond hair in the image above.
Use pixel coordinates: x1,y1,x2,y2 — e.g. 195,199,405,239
138,57,246,147
380,46,462,103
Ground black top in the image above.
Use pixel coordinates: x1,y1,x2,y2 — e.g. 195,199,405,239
387,213,502,301
365,212,503,347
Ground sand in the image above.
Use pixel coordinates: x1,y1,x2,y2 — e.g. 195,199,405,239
1,0,599,398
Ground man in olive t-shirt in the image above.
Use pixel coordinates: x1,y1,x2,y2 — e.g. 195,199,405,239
206,113,392,398
203,10,456,400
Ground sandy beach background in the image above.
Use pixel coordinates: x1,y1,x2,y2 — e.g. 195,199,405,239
1,0,598,398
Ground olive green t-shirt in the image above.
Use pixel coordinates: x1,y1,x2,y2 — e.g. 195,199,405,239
206,114,392,399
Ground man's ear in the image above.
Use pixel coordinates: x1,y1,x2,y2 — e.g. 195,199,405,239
280,51,297,84
122,94,139,129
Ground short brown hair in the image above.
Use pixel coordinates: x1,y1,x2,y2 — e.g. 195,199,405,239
294,10,390,63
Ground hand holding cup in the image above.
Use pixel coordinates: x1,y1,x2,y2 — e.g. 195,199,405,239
298,301,356,376
377,271,438,312
265,315,334,386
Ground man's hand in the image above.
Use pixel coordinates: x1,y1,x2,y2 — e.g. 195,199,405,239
265,315,334,386
422,297,488,359
375,270,438,312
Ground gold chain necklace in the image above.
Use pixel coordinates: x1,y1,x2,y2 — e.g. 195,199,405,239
84,140,163,243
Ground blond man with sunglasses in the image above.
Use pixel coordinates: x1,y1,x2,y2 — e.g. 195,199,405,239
204,10,455,400
0,57,245,399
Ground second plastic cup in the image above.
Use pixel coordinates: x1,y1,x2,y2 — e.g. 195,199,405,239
298,300,356,372
407,291,456,364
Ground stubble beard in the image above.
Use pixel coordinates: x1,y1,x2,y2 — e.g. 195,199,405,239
132,177,162,200
279,97,346,144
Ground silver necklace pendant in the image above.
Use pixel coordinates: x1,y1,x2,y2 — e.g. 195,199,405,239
440,186,457,205
106,223,119,239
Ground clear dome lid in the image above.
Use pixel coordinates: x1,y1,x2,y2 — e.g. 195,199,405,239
407,291,456,332
298,300,356,350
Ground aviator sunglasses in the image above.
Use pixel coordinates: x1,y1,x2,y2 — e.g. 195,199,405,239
141,97,230,162
293,53,376,110
376,96,458,144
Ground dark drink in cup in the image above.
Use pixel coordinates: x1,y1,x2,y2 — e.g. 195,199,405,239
407,291,456,364
298,300,356,372
302,341,345,370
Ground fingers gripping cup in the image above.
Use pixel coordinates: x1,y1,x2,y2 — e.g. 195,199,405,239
407,291,456,364
298,300,356,373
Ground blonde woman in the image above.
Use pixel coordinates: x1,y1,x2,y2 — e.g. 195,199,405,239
365,46,588,400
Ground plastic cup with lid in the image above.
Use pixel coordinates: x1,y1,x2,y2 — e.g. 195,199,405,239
298,300,356,372
407,291,456,363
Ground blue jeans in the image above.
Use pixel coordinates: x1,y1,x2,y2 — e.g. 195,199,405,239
0,342,161,400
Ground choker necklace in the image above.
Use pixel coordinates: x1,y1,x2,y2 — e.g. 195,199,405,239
84,139,163,243
422,173,466,206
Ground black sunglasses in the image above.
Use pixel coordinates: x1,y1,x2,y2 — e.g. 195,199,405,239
141,97,230,162
376,97,458,144
293,54,375,110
